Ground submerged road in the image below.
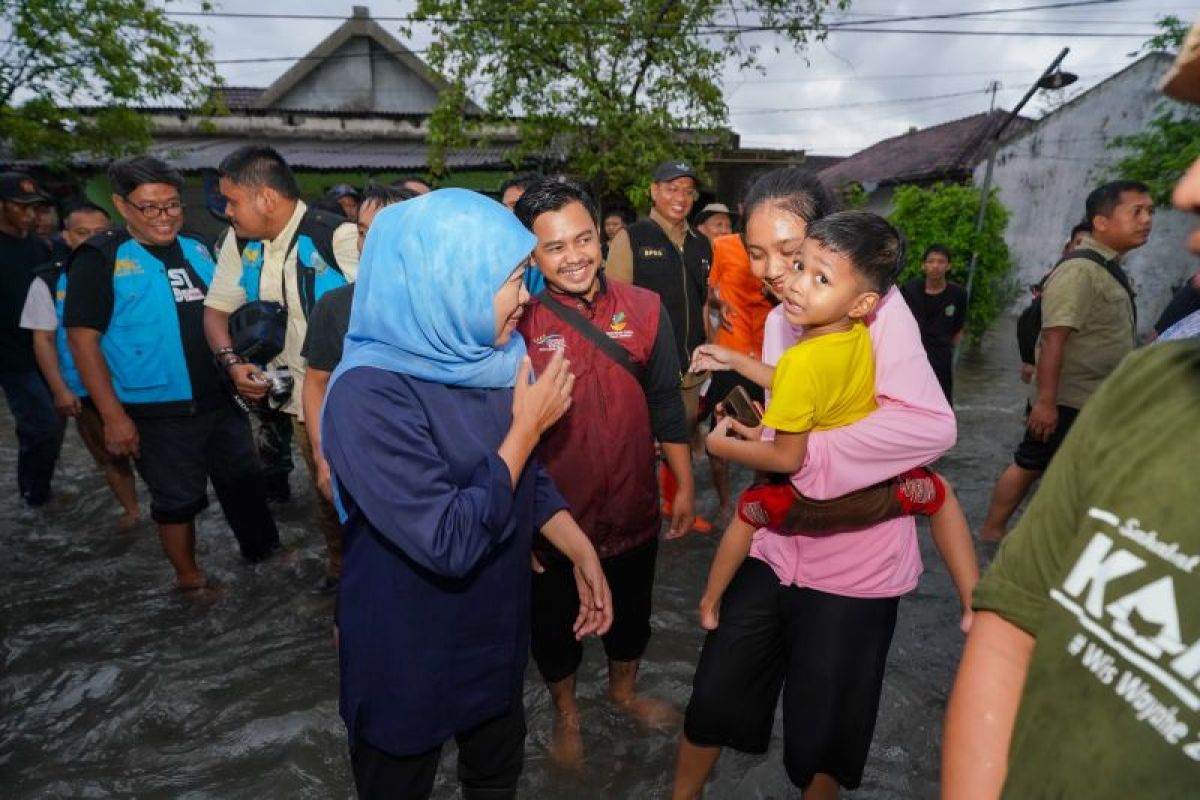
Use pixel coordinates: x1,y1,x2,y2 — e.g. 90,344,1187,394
1,317,1028,799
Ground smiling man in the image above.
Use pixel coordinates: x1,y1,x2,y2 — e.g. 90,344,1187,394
607,160,714,530
64,156,279,588
514,177,695,768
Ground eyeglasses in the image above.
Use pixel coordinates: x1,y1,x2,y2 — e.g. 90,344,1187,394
126,199,184,219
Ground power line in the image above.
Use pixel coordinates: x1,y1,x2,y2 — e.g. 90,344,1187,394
166,1,1136,34
729,89,988,116
737,62,1128,86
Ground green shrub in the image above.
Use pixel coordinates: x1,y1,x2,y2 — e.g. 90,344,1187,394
888,182,1013,344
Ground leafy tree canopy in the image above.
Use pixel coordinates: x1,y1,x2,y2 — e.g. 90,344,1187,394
1109,15,1198,205
889,182,1014,344
0,0,219,166
409,0,847,203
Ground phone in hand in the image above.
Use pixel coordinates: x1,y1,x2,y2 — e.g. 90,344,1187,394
721,385,761,428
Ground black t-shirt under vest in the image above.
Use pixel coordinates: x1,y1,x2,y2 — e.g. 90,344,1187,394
624,219,710,367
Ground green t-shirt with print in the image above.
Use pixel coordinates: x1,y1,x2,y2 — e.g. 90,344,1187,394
976,341,1200,799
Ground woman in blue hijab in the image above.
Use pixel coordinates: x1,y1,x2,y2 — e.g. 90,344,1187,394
322,189,612,799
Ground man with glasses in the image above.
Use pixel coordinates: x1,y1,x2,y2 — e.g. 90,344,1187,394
0,171,59,506
607,160,713,531
65,156,280,589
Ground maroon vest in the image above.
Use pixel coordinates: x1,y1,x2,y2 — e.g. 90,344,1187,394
519,280,662,559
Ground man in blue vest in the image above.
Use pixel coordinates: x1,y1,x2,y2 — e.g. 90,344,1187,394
65,156,280,590
19,201,141,524
202,146,359,589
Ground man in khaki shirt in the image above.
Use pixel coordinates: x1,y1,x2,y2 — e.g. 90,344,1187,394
203,146,358,585
981,180,1152,542
608,160,713,532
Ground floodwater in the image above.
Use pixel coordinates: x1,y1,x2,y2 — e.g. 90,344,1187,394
2,318,1028,800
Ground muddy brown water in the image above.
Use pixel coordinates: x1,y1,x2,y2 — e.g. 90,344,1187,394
1,317,1027,799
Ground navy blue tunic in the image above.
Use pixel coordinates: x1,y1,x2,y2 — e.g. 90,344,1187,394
323,366,566,756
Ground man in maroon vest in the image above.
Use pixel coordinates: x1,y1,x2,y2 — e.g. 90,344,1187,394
515,177,696,768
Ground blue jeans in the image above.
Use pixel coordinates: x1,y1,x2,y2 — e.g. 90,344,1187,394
0,369,65,506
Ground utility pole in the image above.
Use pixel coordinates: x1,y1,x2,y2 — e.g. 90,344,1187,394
956,48,1076,367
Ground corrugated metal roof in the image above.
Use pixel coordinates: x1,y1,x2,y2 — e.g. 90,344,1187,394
147,137,518,172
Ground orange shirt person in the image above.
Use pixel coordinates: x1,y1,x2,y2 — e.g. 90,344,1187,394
707,233,773,358
702,232,775,519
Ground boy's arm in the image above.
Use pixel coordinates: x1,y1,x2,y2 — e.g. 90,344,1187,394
941,611,1034,799
707,423,807,473
690,344,774,389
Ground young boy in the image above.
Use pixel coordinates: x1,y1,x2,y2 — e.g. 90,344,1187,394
695,211,977,631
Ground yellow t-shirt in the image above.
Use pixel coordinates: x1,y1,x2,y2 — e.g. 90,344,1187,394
761,322,877,433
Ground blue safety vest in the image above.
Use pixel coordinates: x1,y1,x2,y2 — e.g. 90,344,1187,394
236,208,349,318
33,261,86,397
94,231,216,406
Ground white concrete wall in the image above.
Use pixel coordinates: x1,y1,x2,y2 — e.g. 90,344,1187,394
975,54,1195,333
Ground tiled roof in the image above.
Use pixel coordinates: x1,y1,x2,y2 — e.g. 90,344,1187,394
819,110,1033,189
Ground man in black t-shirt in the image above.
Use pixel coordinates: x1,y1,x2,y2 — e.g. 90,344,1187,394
0,172,63,506
64,156,279,590
299,184,411,502
900,244,967,403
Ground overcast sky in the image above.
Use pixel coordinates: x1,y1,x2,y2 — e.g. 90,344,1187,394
178,0,1193,158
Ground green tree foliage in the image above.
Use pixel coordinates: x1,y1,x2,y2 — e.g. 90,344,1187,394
889,182,1013,343
409,0,847,201
1109,15,1198,205
0,0,219,165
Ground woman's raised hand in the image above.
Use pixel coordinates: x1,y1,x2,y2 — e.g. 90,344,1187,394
512,350,575,436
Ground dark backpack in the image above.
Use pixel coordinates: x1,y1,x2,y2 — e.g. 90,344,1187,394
1016,249,1136,363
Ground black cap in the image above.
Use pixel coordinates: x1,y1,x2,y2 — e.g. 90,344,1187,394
0,172,50,204
652,160,698,184
326,183,361,200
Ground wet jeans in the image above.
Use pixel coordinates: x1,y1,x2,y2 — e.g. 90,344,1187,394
0,369,65,507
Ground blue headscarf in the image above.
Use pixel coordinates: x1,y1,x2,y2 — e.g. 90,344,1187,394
330,188,536,390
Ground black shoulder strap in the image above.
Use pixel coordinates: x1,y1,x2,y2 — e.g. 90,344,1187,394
1058,248,1138,321
300,207,349,276
536,292,645,388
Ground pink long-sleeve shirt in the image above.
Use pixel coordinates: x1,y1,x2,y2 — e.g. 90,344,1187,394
748,287,957,598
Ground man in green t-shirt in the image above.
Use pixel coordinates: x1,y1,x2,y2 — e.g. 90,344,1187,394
942,32,1200,798
979,179,1152,542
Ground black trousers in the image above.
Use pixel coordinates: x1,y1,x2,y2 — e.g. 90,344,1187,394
350,703,525,800
0,369,65,506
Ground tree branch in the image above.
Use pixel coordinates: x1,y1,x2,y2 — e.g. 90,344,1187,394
627,0,682,112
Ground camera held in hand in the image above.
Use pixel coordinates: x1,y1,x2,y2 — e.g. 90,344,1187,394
259,366,294,410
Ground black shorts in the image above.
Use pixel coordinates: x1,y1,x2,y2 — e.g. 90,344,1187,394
1012,403,1080,472
683,559,899,791
133,405,278,560
702,369,764,427
530,538,658,683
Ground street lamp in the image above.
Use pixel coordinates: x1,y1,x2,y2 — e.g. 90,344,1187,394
958,47,1078,362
